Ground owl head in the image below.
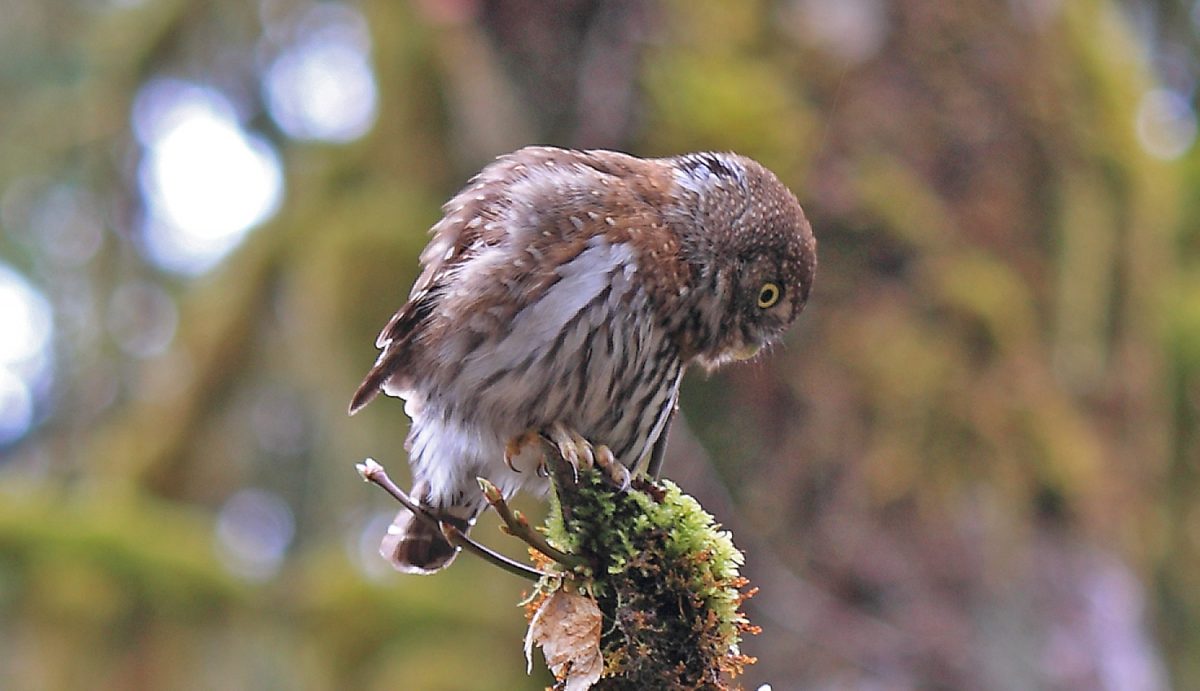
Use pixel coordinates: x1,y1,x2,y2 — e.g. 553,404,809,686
668,152,817,369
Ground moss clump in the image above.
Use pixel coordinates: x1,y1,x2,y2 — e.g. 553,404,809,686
533,468,758,690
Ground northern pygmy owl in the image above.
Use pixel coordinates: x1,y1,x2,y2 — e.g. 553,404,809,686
351,147,816,573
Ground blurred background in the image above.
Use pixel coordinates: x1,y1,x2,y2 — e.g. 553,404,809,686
1,0,1198,688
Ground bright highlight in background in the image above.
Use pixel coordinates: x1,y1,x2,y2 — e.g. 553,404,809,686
0,265,51,366
263,3,378,143
0,264,53,445
1136,88,1197,160
133,79,284,274
215,488,295,581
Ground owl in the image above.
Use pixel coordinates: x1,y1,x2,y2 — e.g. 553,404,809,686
351,147,816,573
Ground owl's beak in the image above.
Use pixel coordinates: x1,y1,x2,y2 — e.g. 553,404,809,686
730,343,761,361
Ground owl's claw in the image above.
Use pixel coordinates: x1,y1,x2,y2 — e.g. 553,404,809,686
504,430,544,473
540,424,630,491
543,422,593,481
503,443,521,473
576,436,595,469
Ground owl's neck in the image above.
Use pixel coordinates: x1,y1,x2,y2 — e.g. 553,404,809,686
661,157,751,364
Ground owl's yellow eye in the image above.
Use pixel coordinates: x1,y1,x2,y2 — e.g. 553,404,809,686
757,282,782,308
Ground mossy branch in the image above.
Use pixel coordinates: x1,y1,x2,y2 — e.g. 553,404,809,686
357,444,758,689
525,448,759,690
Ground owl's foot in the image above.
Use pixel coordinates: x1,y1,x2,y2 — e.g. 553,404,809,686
503,429,545,473
542,423,630,492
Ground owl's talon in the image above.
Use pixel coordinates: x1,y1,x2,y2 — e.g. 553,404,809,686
504,430,543,473
575,433,595,470
594,444,631,491
503,452,521,473
545,422,585,476
542,424,629,488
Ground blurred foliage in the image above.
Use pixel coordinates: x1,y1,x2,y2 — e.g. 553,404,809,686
1,0,1198,689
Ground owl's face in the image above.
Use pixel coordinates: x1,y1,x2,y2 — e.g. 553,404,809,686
668,153,816,369
702,222,813,369
724,248,806,359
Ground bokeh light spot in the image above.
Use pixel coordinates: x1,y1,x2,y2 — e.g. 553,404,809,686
215,488,295,581
1136,88,1197,160
0,369,34,446
263,3,378,143
0,264,53,445
782,0,888,65
106,280,179,359
28,184,104,267
0,265,52,367
133,79,284,274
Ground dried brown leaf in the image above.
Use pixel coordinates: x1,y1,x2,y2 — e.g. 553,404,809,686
524,589,603,691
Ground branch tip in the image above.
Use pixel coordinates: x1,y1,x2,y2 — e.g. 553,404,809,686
477,476,503,503
477,474,587,569
355,457,384,481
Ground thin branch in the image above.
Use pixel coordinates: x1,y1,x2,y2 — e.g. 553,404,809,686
356,459,438,529
478,477,588,569
356,458,546,581
441,523,547,582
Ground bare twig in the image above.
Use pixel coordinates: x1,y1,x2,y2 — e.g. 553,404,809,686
440,523,547,582
355,459,438,529
356,458,546,581
478,477,588,569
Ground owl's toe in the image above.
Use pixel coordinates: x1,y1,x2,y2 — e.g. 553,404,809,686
544,422,576,469
543,422,604,482
540,424,629,490
594,444,631,492
575,434,595,469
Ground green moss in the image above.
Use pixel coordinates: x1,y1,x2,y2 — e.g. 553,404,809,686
538,469,756,690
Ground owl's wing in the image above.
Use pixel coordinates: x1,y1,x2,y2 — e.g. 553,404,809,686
350,147,608,414
348,287,437,414
412,147,595,299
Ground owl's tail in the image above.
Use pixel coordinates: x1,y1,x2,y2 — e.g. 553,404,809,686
379,503,477,574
